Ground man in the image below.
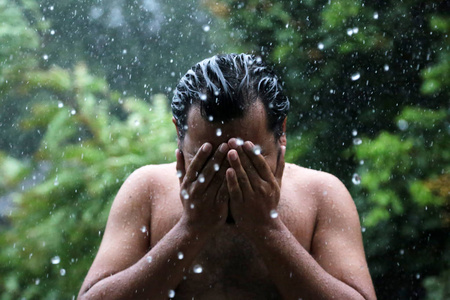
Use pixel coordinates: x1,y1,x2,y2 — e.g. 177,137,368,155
78,54,376,299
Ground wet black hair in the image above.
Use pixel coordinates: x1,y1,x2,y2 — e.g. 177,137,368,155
171,53,290,140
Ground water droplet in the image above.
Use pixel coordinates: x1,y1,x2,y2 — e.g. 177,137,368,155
416,273,421,279
352,27,359,34
49,5,54,11
177,252,184,260
60,269,66,276
384,64,390,71
51,256,60,264
202,24,210,32
70,109,76,115
353,138,362,145
193,264,203,274
134,120,140,126
397,119,408,131
270,209,278,218
176,170,182,178
146,256,153,263
168,289,175,298
58,102,64,108
373,12,379,19
346,28,353,36
200,93,207,101
399,249,405,255
253,145,262,155
190,203,195,209
361,227,366,233
50,29,55,35
140,226,147,233
181,189,189,200
198,174,205,183
236,138,244,146
216,128,222,136
35,279,40,285
256,56,262,64
352,173,361,185
317,42,324,50
351,72,361,81
352,129,358,136
359,160,364,165
208,115,214,122
54,178,59,186
213,163,220,172
122,49,127,55
43,54,49,60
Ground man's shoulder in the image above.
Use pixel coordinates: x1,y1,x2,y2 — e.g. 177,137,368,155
284,163,342,188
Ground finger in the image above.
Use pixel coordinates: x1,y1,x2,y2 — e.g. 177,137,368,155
200,143,229,188
175,148,185,185
227,149,253,193
205,156,230,197
242,141,274,182
184,143,212,182
274,146,286,186
234,143,261,188
226,168,243,202
215,178,229,204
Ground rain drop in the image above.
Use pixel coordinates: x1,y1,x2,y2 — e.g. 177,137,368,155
60,269,66,276
50,29,55,35
236,138,244,146
35,279,40,285
384,64,390,71
270,209,278,219
43,54,49,60
168,289,175,298
140,226,147,233
361,227,366,233
202,25,210,32
353,138,362,145
317,42,324,50
198,174,205,183
193,264,203,274
177,252,184,260
352,173,361,185
190,203,195,209
216,128,222,136
200,93,207,101
397,119,409,131
208,115,214,122
58,102,64,108
146,256,153,263
213,163,220,172
351,72,361,81
346,28,353,36
70,109,76,115
51,256,60,264
176,170,182,178
352,129,358,136
181,189,189,200
253,145,262,155
373,12,379,19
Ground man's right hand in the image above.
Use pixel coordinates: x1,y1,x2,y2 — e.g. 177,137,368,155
176,142,229,234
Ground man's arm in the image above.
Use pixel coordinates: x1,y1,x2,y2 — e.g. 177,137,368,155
226,141,376,300
78,143,229,300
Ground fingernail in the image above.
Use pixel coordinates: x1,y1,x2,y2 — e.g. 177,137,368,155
219,143,228,153
230,151,238,161
202,143,212,152
228,138,237,148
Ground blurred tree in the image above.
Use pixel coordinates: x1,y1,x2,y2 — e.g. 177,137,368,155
205,0,449,298
0,62,176,299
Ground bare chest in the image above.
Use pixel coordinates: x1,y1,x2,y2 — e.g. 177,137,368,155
148,179,317,299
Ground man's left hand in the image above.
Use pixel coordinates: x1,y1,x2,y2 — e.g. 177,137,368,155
226,139,285,234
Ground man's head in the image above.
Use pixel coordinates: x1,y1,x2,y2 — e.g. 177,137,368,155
171,53,290,142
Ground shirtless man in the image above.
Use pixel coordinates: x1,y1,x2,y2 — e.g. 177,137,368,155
78,54,376,300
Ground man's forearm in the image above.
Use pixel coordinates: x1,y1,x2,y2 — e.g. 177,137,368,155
248,220,369,300
78,219,209,300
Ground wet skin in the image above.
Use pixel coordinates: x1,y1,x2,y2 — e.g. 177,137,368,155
78,101,377,300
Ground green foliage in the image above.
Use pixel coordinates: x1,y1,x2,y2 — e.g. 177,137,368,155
209,0,449,298
0,63,176,299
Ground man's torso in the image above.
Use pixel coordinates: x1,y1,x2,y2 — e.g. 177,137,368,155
141,162,322,299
